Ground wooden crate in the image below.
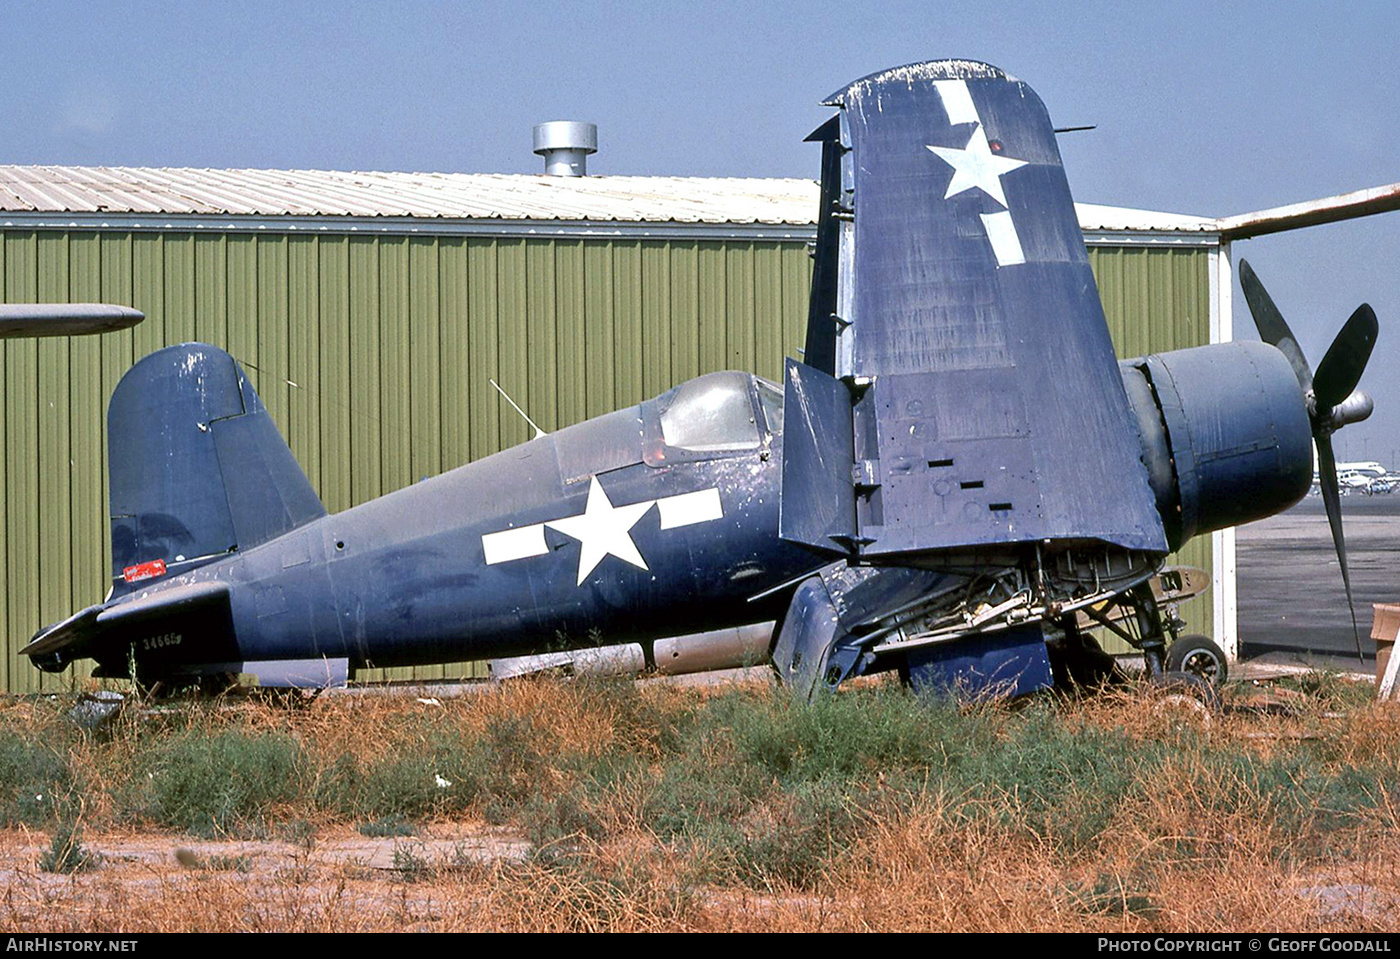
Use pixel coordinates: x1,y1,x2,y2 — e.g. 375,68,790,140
1372,604,1400,699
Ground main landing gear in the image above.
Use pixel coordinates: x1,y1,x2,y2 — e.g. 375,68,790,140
1074,576,1228,700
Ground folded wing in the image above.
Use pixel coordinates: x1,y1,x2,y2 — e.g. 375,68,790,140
782,60,1165,559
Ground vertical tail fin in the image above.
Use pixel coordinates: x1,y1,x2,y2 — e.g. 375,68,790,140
107,343,325,594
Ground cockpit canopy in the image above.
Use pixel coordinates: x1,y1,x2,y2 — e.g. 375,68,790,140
647,371,783,462
660,371,761,452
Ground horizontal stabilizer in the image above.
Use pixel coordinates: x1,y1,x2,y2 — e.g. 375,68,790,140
20,605,103,659
95,580,231,628
21,581,232,668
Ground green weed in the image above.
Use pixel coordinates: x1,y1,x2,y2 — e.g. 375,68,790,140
0,737,73,826
391,841,433,882
204,853,252,872
38,821,100,874
1066,872,1159,918
358,814,417,838
134,729,302,836
284,817,316,851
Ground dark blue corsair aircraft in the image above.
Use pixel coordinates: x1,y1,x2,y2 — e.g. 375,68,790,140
24,60,1378,698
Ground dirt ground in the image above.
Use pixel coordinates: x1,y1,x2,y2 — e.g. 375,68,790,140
4,821,1398,933
0,823,537,933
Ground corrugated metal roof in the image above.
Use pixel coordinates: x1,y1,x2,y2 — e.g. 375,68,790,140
0,166,821,224
0,165,1219,233
1073,202,1216,233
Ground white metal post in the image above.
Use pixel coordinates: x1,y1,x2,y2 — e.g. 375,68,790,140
1210,241,1239,659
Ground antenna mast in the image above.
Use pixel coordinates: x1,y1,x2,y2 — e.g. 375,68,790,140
489,379,547,439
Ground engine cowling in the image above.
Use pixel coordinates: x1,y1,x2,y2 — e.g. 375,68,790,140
1121,341,1314,551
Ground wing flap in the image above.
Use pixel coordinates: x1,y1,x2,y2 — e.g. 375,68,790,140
778,359,856,552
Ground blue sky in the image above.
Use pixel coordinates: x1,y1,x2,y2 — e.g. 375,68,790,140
5,0,1398,460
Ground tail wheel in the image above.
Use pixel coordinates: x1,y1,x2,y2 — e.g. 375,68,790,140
1165,634,1228,688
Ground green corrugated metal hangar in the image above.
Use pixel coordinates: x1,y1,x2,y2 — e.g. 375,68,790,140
0,163,1232,693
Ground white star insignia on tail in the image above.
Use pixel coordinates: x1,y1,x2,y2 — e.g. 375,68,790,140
927,125,1027,209
926,78,1029,268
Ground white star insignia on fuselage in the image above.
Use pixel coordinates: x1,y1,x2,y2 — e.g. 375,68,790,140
546,477,654,585
480,479,725,586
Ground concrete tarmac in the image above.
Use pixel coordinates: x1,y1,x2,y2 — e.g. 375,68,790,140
1237,492,1400,672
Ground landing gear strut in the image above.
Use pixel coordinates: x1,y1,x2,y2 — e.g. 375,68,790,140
1130,581,1168,681
1076,581,1225,692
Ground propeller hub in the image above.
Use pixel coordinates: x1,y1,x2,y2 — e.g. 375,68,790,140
1326,390,1374,431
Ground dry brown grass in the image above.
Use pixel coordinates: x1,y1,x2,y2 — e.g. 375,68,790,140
1,673,1397,932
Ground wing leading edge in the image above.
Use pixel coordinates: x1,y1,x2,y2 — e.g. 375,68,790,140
783,60,1166,558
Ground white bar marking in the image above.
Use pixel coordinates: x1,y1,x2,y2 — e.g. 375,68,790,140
1380,639,1400,701
656,488,724,530
482,524,548,564
980,210,1025,267
933,79,979,125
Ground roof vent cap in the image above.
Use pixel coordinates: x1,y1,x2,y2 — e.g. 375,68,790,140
533,121,597,177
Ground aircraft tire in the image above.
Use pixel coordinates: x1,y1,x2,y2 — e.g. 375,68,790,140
1165,634,1228,688
1147,670,1219,728
1047,625,1125,690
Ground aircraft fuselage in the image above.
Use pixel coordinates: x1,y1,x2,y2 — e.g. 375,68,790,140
99,371,822,681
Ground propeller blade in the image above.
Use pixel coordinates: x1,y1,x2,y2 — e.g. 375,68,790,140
1238,260,1375,666
1316,434,1365,664
1313,304,1378,412
1239,260,1314,392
